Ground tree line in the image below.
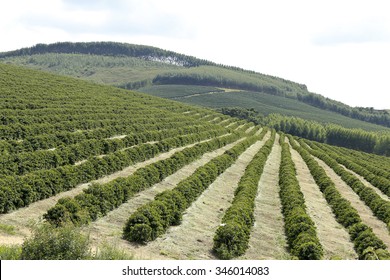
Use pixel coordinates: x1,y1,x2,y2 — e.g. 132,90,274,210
220,107,390,156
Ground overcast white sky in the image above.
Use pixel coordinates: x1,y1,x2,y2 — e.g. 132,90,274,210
1,0,389,109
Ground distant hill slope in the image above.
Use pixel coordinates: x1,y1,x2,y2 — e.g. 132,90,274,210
138,85,389,132
1,42,389,128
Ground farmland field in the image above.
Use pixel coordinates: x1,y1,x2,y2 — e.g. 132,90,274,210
1,63,390,260
139,85,389,132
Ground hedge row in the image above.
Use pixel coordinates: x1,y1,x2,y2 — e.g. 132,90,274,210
1,110,189,126
0,130,231,213
278,134,323,260
122,134,264,244
0,118,214,153
213,130,274,259
0,126,226,176
303,139,390,231
226,120,247,130
311,142,390,197
289,136,390,259
333,145,390,179
44,132,243,227
0,114,202,140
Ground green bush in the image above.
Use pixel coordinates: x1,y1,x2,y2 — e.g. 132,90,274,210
278,135,323,259
45,133,241,226
213,223,247,260
292,241,323,260
124,135,257,244
0,245,22,260
21,224,90,260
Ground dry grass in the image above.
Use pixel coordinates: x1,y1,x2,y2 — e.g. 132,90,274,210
83,138,247,257
241,134,289,260
0,138,221,245
290,147,357,259
314,157,390,249
127,135,270,259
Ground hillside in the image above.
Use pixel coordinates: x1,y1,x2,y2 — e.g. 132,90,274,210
1,42,389,129
139,85,388,132
1,63,390,260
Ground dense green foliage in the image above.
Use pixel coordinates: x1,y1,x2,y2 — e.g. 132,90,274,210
278,134,323,259
213,129,274,259
288,136,390,259
123,135,260,244
0,63,237,214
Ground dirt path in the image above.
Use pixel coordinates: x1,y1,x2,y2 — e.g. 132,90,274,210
313,157,390,249
0,137,227,245
84,138,246,252
173,88,243,100
132,133,271,260
241,134,289,260
290,147,357,259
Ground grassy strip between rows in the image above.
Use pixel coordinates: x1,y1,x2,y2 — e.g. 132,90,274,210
311,142,390,198
278,134,323,259
303,139,390,231
0,129,228,213
122,130,267,244
44,132,243,226
288,135,390,259
212,130,275,259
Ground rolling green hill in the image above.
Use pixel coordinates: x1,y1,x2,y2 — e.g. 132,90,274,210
1,42,389,130
139,85,388,132
1,60,390,261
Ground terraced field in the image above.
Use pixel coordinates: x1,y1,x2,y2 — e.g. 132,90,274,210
1,63,390,260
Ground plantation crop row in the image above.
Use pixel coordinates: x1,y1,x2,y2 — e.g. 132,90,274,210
0,121,223,154
0,126,227,176
122,134,262,243
288,136,390,259
301,139,390,231
213,129,274,259
0,128,235,213
310,142,390,196
0,116,212,140
278,135,323,259
45,133,243,226
334,146,390,175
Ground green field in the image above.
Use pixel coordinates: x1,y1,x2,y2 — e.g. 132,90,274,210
139,85,389,132
1,42,389,129
1,62,390,260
